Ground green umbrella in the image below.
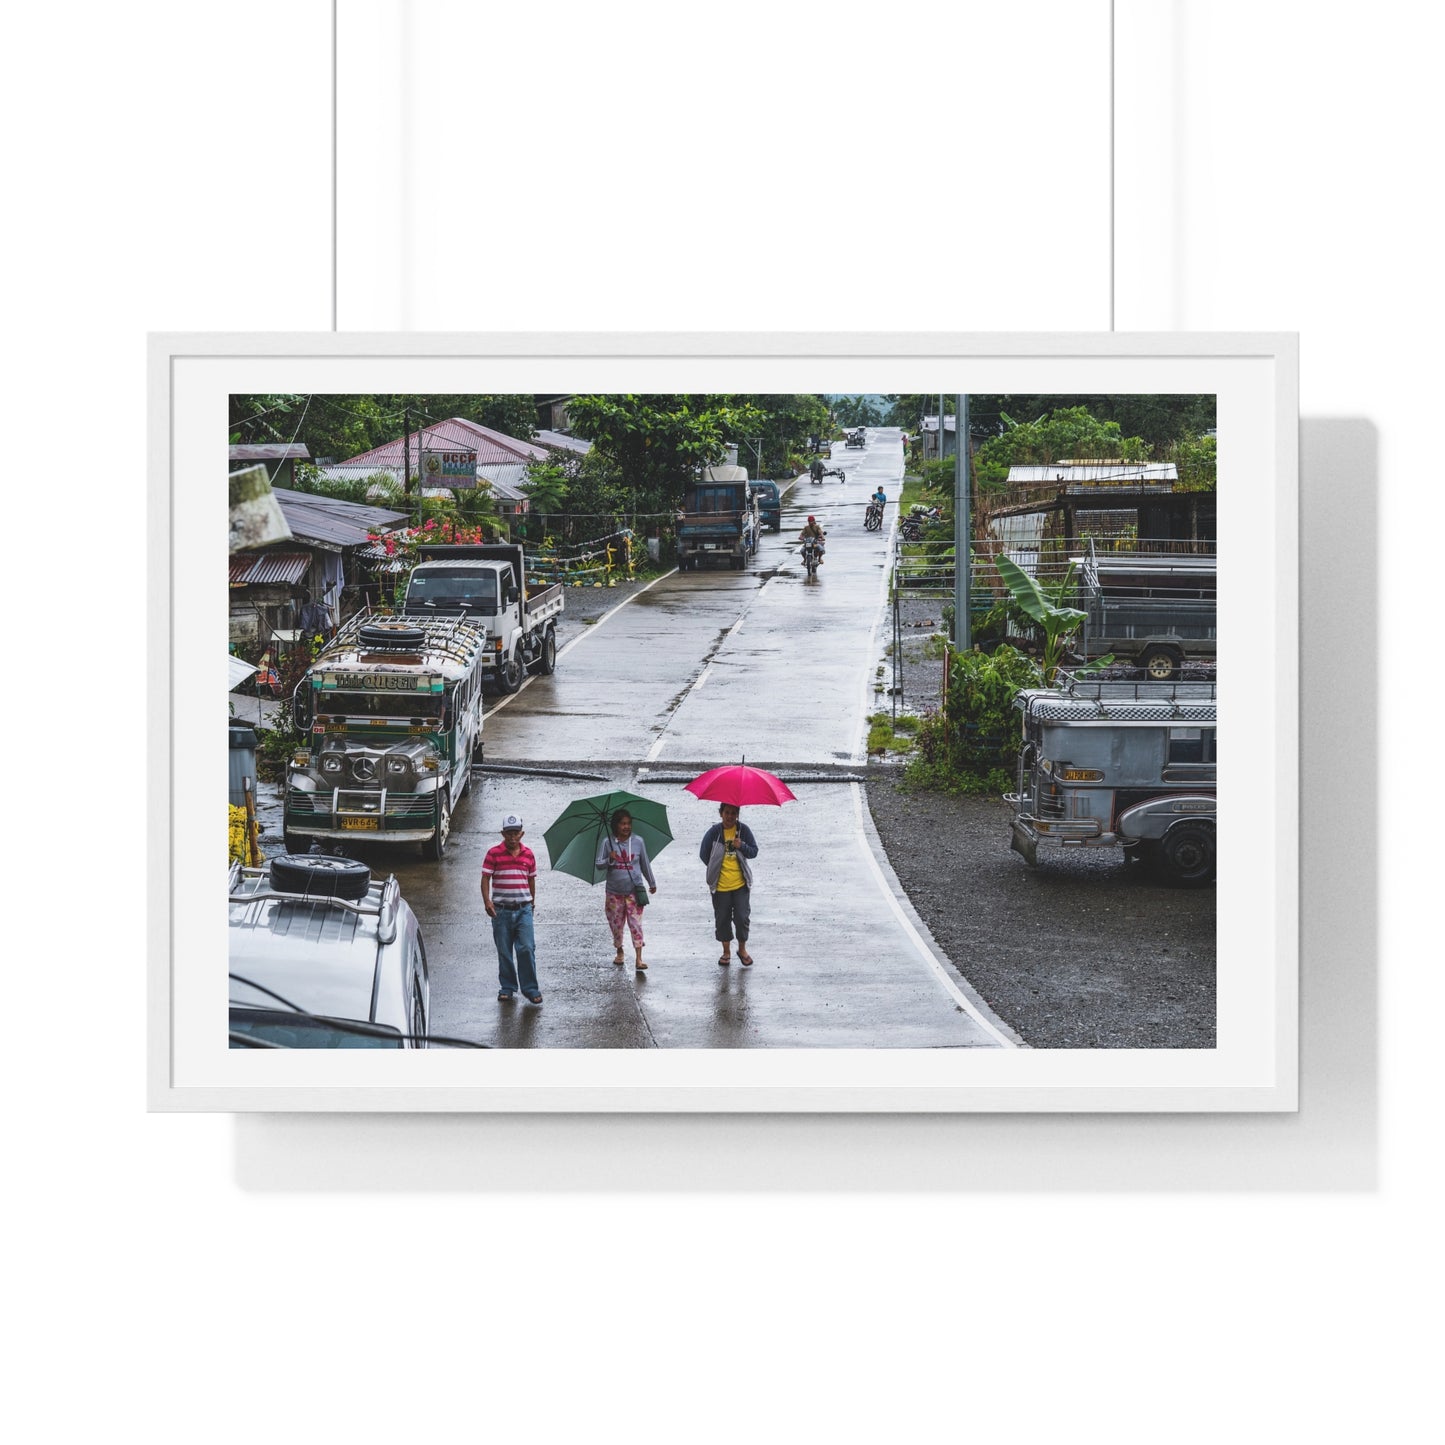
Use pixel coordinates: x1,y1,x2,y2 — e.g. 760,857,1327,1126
542,790,673,884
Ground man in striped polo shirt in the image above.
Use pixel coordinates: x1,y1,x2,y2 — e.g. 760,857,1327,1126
481,813,542,1004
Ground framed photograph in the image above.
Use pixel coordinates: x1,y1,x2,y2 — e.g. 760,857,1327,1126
149,332,1297,1111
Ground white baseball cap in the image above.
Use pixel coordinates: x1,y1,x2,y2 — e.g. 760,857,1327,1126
501,814,524,830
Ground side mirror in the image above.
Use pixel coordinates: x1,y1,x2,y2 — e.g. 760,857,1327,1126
291,683,312,731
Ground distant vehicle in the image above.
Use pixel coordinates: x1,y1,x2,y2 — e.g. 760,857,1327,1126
864,500,884,531
1073,539,1216,680
1006,674,1217,885
678,464,759,571
846,429,866,449
752,479,782,531
229,854,431,1048
801,537,823,578
403,542,564,693
284,608,487,859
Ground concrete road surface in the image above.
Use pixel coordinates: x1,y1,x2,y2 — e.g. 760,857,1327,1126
345,428,1016,1049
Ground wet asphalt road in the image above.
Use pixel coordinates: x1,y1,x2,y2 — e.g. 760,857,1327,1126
321,428,1015,1049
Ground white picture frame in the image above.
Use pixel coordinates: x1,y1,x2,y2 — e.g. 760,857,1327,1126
150,331,1298,1112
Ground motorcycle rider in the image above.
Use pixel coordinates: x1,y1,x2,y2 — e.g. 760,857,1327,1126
799,514,826,564
867,485,886,528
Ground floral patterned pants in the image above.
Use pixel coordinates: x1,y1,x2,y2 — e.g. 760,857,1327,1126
605,891,645,948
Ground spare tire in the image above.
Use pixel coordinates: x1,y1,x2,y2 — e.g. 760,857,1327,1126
358,621,427,650
269,853,372,901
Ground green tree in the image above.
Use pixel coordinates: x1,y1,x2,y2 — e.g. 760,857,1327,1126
833,395,883,428
566,394,766,511
995,556,1092,684
521,458,570,529
734,393,832,476
968,394,1215,446
884,394,954,430
1169,432,1217,492
973,406,1149,490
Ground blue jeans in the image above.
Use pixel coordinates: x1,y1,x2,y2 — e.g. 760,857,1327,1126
492,904,539,996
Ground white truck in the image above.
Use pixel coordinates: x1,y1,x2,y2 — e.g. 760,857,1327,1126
402,543,564,693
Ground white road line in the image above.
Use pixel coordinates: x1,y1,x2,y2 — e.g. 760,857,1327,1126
484,568,678,721
850,781,1016,1048
634,570,761,757
554,568,677,659
851,511,902,765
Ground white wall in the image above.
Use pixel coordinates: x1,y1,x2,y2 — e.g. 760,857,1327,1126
9,2,1434,1440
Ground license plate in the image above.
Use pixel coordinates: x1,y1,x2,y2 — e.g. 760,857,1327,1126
341,816,379,831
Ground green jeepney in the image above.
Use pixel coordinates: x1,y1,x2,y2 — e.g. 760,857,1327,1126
283,612,487,860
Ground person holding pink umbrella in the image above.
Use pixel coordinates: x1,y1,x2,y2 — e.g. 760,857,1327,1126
687,762,795,967
698,802,760,966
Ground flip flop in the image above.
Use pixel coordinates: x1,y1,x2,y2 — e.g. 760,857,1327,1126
738,951,754,967
497,991,515,1002
635,960,648,971
718,955,731,966
524,992,543,1005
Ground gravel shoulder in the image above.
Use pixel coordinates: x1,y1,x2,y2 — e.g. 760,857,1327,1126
863,767,1216,1048
865,596,1216,1049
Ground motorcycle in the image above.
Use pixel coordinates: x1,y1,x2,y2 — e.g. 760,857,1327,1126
864,501,884,531
800,537,823,578
900,504,943,542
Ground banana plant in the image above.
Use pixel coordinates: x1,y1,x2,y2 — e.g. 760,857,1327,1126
994,556,1102,684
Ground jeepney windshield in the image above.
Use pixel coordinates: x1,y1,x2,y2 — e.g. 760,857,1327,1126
407,568,500,613
320,691,445,719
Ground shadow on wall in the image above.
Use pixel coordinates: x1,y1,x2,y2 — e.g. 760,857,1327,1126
233,420,1378,1194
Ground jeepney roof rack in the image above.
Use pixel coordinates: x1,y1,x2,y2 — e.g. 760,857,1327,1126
228,861,402,944
1050,669,1216,702
318,605,488,670
1020,672,1216,724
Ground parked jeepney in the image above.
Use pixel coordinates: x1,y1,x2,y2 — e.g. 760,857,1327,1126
282,611,487,860
1074,538,1216,680
1006,674,1217,885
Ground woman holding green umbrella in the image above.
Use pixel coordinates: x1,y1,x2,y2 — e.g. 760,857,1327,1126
543,791,671,973
595,808,658,971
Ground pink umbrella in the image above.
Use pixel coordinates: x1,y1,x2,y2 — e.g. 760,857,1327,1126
684,760,797,807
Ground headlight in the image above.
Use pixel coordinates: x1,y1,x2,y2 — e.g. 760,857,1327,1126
385,754,412,777
320,754,344,776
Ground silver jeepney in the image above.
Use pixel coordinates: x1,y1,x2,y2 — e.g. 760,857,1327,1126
1005,675,1217,885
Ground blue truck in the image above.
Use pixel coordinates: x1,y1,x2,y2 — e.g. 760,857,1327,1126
677,465,760,571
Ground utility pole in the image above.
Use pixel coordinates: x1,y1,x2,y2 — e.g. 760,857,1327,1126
954,393,971,650
402,404,413,520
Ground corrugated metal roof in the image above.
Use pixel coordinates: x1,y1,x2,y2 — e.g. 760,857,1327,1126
535,429,592,456
1007,463,1178,484
229,443,311,461
337,417,550,470
271,488,407,548
230,550,312,586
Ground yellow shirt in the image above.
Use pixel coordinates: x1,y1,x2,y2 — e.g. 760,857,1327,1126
716,824,745,891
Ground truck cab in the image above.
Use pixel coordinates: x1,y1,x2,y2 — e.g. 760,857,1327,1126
401,543,563,693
